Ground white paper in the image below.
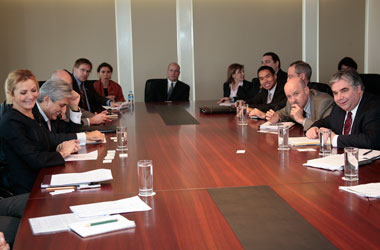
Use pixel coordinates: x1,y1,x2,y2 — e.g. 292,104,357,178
50,169,113,186
70,196,152,218
50,189,75,195
289,137,320,146
29,213,102,235
259,121,295,131
236,150,246,154
339,182,380,198
303,149,380,171
219,102,234,107
297,148,317,152
102,102,130,111
103,160,112,164
65,150,98,161
69,214,135,238
119,153,128,158
80,138,106,146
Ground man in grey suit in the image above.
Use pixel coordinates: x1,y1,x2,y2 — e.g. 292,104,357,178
266,77,334,131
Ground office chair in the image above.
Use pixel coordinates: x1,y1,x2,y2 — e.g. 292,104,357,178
144,79,157,102
360,74,380,97
308,82,333,96
0,101,14,199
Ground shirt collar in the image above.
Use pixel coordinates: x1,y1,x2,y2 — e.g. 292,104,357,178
36,102,49,123
304,97,311,118
268,83,277,95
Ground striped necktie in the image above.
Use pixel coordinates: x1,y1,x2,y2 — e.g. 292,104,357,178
343,111,352,135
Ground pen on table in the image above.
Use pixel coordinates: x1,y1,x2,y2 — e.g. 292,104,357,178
46,186,76,192
86,219,118,227
363,150,373,155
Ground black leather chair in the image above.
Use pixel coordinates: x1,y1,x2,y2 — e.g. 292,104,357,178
308,82,333,96
0,101,14,199
360,74,380,97
144,79,156,102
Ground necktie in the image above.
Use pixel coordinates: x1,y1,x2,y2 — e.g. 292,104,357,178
79,83,89,111
343,111,352,135
167,82,174,101
267,92,273,104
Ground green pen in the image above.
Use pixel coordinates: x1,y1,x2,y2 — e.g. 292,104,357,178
86,219,118,227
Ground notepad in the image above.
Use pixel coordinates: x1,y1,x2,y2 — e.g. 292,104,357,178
259,121,295,131
69,214,135,238
289,137,320,146
64,150,98,161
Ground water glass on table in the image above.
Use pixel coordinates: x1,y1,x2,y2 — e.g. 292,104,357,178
137,160,155,197
342,147,359,181
116,126,128,151
319,128,332,155
277,124,289,150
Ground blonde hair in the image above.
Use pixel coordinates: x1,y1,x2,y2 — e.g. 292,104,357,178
5,69,38,104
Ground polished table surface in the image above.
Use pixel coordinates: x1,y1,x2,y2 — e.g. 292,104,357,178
14,101,380,250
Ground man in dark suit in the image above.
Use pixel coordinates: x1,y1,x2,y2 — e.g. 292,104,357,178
145,62,190,102
287,60,333,96
306,69,380,149
35,79,104,143
246,66,287,118
71,58,118,112
260,52,287,86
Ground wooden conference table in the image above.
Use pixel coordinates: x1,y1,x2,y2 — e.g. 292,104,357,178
14,101,380,250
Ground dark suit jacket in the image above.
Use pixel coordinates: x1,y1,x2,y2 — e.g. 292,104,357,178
276,68,288,86
33,105,81,135
311,92,380,149
145,79,190,102
246,82,287,112
0,108,68,194
223,80,259,101
71,74,109,113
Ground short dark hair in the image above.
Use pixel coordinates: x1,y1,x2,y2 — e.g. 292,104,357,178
338,57,358,70
74,58,92,70
289,60,312,80
263,52,281,68
257,65,275,77
97,62,113,73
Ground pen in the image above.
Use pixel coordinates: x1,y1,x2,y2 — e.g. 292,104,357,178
46,186,76,191
363,150,373,155
86,219,118,227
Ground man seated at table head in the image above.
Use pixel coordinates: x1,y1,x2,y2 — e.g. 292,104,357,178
72,58,119,112
36,79,104,143
145,62,190,102
265,77,334,131
246,66,286,118
306,69,380,149
287,60,332,96
51,70,112,126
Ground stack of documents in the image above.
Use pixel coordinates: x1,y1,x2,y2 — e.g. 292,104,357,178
69,214,135,238
339,182,380,198
102,102,130,111
289,137,320,146
303,149,380,171
29,196,152,237
41,169,113,189
259,121,295,131
65,150,98,161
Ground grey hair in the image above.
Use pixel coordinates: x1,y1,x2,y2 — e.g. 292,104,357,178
329,69,364,90
37,79,73,103
289,60,312,80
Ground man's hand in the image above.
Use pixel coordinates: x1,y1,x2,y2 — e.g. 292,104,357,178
89,111,112,125
290,104,304,124
217,97,231,104
110,101,120,107
0,232,10,250
69,90,81,112
248,108,265,119
57,140,81,158
265,109,279,124
85,130,105,142
306,127,320,139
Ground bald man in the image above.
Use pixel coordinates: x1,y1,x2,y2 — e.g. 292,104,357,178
51,70,111,126
266,78,334,131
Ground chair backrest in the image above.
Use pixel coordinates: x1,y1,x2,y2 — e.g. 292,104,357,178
360,74,380,96
308,82,333,96
0,101,13,197
144,79,157,102
0,101,9,164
